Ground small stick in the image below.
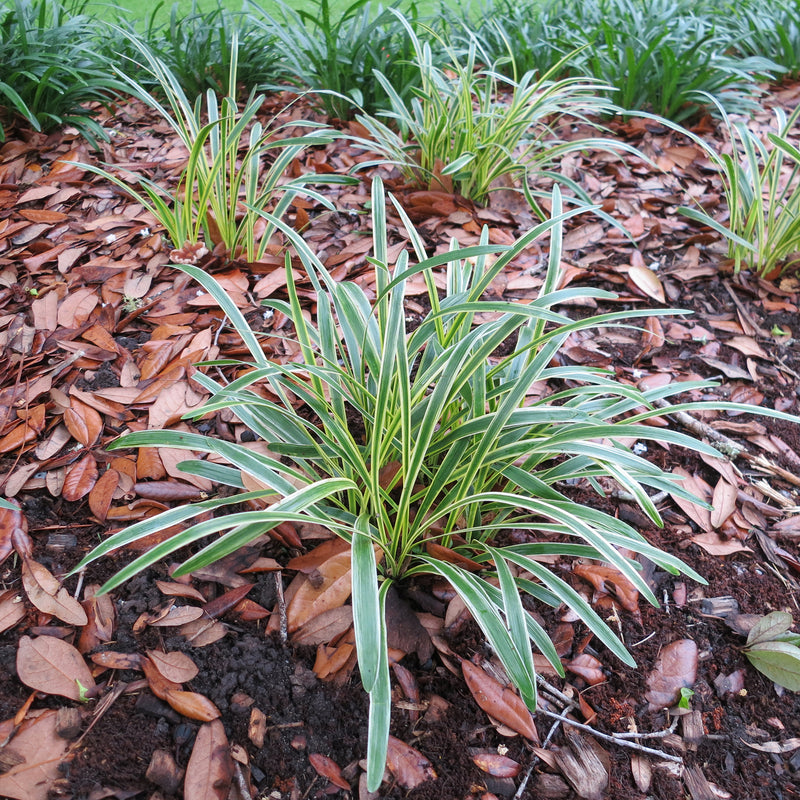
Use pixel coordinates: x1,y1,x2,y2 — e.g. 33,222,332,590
650,398,743,458
513,715,564,800
537,707,684,763
536,675,580,712
274,571,288,645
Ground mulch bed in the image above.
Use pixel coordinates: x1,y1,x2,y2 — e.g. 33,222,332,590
1,81,800,800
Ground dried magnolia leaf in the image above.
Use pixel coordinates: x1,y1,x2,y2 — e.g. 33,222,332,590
385,735,436,790
471,752,521,778
645,639,698,710
670,468,712,531
61,453,99,502
742,737,800,754
462,660,538,742
308,753,350,790
134,481,205,502
286,546,353,633
0,499,27,564
63,398,103,448
628,265,665,303
16,635,95,701
77,589,116,652
156,580,207,602
630,753,652,792
147,604,204,627
0,590,26,634
690,532,752,557
21,558,87,626
90,651,143,671
179,618,228,647
0,710,71,800
147,649,199,683
573,563,639,613
566,653,606,685
710,478,737,529
292,606,353,646
184,719,233,800
88,468,120,522
202,584,253,620
164,689,221,722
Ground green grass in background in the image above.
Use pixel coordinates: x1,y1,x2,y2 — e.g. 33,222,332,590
86,0,443,24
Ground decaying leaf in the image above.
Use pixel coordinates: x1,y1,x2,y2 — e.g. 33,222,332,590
0,500,27,565
645,639,698,710
572,563,639,613
16,635,96,701
0,590,26,634
0,710,71,800
164,689,221,722
462,660,538,742
21,558,87,626
184,719,233,800
471,752,521,778
566,653,606,685
630,753,652,793
285,544,353,633
308,753,350,790
741,737,800,753
628,265,666,303
385,735,437,789
61,452,99,502
147,649,199,683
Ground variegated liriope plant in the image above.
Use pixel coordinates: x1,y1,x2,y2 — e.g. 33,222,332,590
71,180,798,790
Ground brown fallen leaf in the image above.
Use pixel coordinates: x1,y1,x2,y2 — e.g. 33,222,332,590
16,635,96,701
164,688,221,722
572,563,639,613
201,583,253,620
385,735,437,790
63,397,103,448
630,752,652,793
0,710,71,800
628,265,666,303
21,557,87,626
566,653,606,685
689,532,752,557
286,544,353,633
77,586,116,652
0,499,27,565
61,452,99,502
669,468,712,531
471,752,521,778
147,649,199,683
0,590,26,634
184,719,233,800
741,737,800,753
90,651,143,671
645,639,698,710
308,752,350,790
461,660,539,742
88,468,120,522
292,606,353,646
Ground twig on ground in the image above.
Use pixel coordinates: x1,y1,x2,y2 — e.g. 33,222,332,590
537,707,684,763
275,570,288,645
536,674,580,712
513,714,564,800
